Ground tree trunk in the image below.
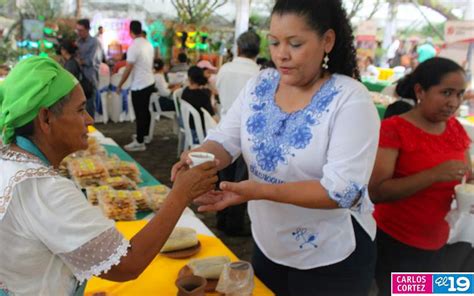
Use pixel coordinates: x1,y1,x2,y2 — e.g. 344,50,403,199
76,0,81,18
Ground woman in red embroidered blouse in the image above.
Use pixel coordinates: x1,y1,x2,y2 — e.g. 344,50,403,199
369,57,470,296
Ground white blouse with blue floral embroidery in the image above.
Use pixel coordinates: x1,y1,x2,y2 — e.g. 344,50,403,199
207,68,380,269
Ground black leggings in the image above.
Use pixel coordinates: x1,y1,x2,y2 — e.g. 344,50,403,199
131,84,155,143
252,219,376,296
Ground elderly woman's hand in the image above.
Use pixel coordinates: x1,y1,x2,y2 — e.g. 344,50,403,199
172,160,218,203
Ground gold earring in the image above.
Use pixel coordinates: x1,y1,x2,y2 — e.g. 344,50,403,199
322,53,329,70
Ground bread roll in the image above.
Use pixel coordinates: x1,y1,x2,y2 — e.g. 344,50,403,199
161,227,198,252
187,256,231,279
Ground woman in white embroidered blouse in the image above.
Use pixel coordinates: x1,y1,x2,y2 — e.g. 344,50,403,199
171,1,380,295
0,57,218,295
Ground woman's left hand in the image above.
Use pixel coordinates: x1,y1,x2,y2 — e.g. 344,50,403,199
195,180,259,212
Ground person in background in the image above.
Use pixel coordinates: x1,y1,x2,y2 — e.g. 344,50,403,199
197,60,219,96
390,39,406,68
117,20,155,151
76,18,101,117
59,40,81,79
214,30,261,236
172,0,380,294
153,58,177,112
256,57,269,69
169,52,189,86
216,30,261,116
0,56,219,295
375,40,384,67
95,25,106,61
417,37,436,64
0,65,10,79
170,52,189,73
182,66,216,140
386,38,400,68
369,57,469,296
112,53,127,74
358,56,380,78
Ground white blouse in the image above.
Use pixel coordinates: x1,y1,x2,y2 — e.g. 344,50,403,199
207,69,380,269
0,148,129,295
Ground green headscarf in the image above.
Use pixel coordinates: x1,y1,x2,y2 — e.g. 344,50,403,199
0,56,78,144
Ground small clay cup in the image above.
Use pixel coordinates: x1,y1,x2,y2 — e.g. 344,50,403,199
176,275,207,296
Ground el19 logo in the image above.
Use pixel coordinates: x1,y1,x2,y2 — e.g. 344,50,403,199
433,274,474,294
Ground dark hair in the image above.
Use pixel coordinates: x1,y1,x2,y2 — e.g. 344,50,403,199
237,30,261,58
178,53,188,63
130,20,142,35
98,26,103,30
271,0,359,79
153,58,165,71
383,100,413,119
187,66,208,86
256,57,268,66
77,19,90,30
396,57,464,101
60,40,77,55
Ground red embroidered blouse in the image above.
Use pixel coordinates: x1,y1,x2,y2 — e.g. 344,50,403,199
373,116,470,250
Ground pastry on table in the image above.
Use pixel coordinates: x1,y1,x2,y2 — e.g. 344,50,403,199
187,256,231,279
140,185,170,211
85,185,111,205
101,175,137,190
161,227,198,253
97,189,136,221
129,190,149,211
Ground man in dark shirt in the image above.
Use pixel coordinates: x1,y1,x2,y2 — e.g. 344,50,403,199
76,19,101,116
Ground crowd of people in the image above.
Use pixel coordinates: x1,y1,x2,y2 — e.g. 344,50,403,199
0,0,473,295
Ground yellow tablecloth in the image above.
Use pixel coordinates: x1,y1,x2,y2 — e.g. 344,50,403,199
85,220,274,296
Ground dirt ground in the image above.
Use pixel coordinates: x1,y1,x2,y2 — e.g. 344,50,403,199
95,118,254,262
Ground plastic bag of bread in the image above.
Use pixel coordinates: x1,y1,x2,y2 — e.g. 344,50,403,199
140,185,170,211
129,190,149,211
97,189,136,221
187,256,231,279
161,227,198,252
101,176,137,190
105,156,142,183
85,185,111,205
68,156,109,187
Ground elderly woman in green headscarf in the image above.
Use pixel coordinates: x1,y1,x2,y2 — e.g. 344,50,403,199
0,57,218,295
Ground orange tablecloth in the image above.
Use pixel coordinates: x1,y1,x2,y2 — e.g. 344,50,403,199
85,220,274,296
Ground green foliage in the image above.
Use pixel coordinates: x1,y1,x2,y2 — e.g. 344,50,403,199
20,0,63,19
171,0,227,26
399,22,445,43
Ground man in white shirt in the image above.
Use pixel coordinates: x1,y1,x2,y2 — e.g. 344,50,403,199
214,30,261,236
216,30,261,116
117,20,155,151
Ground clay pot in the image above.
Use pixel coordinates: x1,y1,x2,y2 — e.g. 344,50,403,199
176,275,207,296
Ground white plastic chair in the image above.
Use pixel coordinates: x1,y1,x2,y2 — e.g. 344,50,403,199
110,70,134,123
95,74,110,124
180,100,205,149
200,107,217,135
151,92,175,121
172,88,186,157
148,92,177,143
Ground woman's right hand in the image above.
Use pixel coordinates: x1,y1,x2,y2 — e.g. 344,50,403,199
172,160,218,203
428,160,469,183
